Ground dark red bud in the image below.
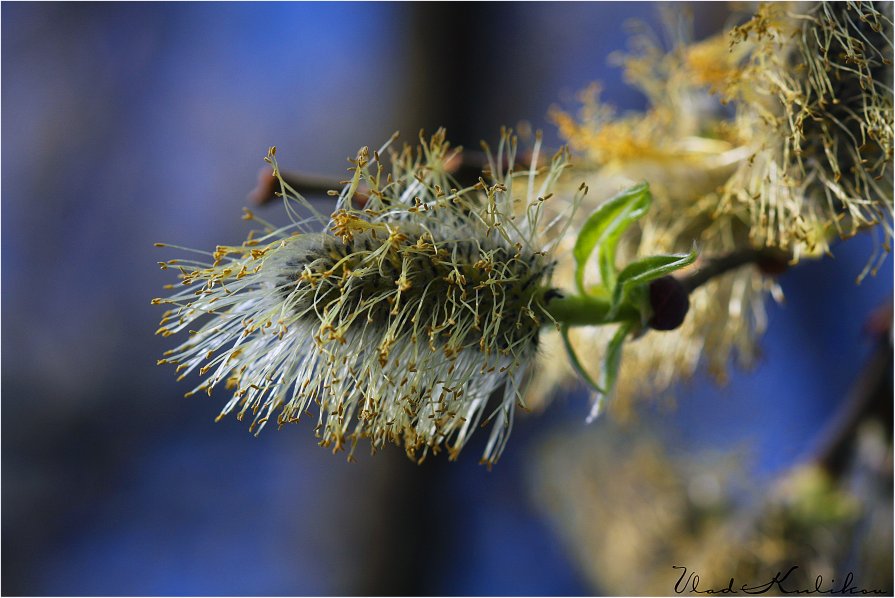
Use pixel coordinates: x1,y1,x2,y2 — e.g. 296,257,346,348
756,252,789,276
648,276,690,331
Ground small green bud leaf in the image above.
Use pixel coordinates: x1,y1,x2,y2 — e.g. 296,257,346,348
559,323,604,395
573,182,652,295
587,320,635,422
608,246,698,319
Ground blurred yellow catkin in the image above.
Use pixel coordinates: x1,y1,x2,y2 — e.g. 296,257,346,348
529,2,893,414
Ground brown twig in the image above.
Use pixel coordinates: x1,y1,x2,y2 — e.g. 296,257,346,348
248,167,344,206
247,149,535,206
680,247,791,293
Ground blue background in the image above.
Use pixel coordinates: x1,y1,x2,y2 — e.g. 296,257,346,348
2,3,891,595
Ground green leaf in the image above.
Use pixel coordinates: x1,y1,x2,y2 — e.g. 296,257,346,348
572,182,652,295
559,324,604,395
587,320,635,422
607,247,698,319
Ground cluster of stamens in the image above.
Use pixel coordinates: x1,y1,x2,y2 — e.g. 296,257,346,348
155,129,575,464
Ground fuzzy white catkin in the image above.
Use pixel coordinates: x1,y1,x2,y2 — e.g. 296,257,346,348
155,129,580,464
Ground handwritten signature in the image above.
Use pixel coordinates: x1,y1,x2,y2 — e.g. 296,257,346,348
672,565,887,595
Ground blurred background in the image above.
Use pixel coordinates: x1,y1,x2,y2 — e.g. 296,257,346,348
2,3,891,595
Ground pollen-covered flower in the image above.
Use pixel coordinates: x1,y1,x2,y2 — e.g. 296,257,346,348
719,1,894,271
534,3,894,413
154,129,576,464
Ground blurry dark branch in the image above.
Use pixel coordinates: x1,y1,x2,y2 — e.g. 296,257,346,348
680,247,791,293
679,249,893,481
812,301,893,478
247,167,341,206
247,149,531,206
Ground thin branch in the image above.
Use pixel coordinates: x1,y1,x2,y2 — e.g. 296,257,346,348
247,168,343,206
247,149,533,205
680,247,791,293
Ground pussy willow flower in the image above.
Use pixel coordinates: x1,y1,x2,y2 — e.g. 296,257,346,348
155,129,577,464
719,1,894,272
533,2,893,413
